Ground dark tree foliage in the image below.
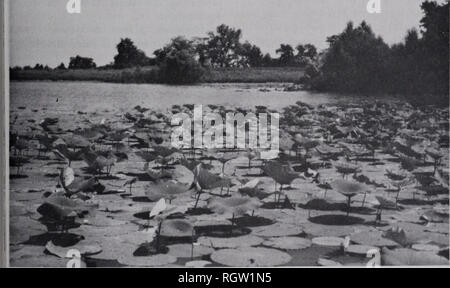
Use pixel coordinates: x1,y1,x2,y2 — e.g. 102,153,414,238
276,44,296,66
33,64,45,70
296,44,318,66
206,24,243,67
417,1,449,95
68,56,96,69
113,38,151,69
262,53,275,67
239,42,264,67
56,63,66,70
155,37,204,84
304,1,449,104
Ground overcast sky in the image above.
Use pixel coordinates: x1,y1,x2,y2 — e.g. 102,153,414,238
9,0,441,67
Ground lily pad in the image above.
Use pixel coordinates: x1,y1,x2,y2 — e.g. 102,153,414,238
412,244,441,253
211,247,292,267
317,258,342,266
185,260,212,267
382,248,449,266
45,240,102,258
263,237,312,250
118,253,177,267
197,235,264,249
160,219,194,238
350,231,399,247
167,244,214,258
251,223,303,237
312,236,345,247
345,245,379,256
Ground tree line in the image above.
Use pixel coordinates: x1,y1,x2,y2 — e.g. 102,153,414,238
10,24,318,71
10,0,448,101
302,0,448,101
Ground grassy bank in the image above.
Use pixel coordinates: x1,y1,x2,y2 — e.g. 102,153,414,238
10,67,304,84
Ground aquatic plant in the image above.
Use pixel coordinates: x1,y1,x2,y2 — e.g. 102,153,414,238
334,162,361,179
263,161,303,204
193,164,232,205
145,180,190,203
332,180,366,217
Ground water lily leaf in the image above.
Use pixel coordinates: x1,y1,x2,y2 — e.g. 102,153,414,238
167,244,214,258
62,167,75,187
312,236,345,247
412,244,440,253
10,245,45,260
263,237,312,250
160,219,194,238
45,241,102,258
146,181,190,202
346,245,379,256
263,161,301,186
382,248,449,266
10,255,74,268
149,198,166,219
317,258,342,266
301,222,355,237
62,134,91,148
195,164,231,190
118,254,177,267
185,260,212,267
197,235,264,249
251,223,303,237
350,231,398,247
37,196,88,220
207,196,261,216
171,165,194,186
332,180,367,198
211,247,291,267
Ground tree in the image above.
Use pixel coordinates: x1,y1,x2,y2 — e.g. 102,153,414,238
56,63,66,70
418,1,449,95
33,64,44,70
239,42,263,67
207,24,243,67
192,37,209,67
262,53,274,67
296,44,318,66
308,21,391,93
68,56,96,69
156,36,204,84
113,38,150,69
276,44,295,66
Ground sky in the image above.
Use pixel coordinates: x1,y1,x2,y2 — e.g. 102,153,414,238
8,0,442,67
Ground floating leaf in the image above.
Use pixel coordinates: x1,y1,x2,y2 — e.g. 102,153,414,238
159,219,194,238
211,247,291,267
45,241,102,258
207,196,261,216
382,248,449,266
149,199,166,219
251,223,303,237
167,244,214,258
118,254,177,267
263,237,312,250
312,237,345,247
197,235,263,249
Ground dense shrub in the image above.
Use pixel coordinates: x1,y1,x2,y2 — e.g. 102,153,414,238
156,37,204,84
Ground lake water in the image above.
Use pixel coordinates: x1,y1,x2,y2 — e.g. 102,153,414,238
10,81,378,114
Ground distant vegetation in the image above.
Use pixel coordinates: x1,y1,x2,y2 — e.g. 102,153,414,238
10,1,448,102
301,1,449,105
9,66,303,84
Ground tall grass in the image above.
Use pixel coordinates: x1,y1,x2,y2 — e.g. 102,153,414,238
11,67,304,84
203,67,304,83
